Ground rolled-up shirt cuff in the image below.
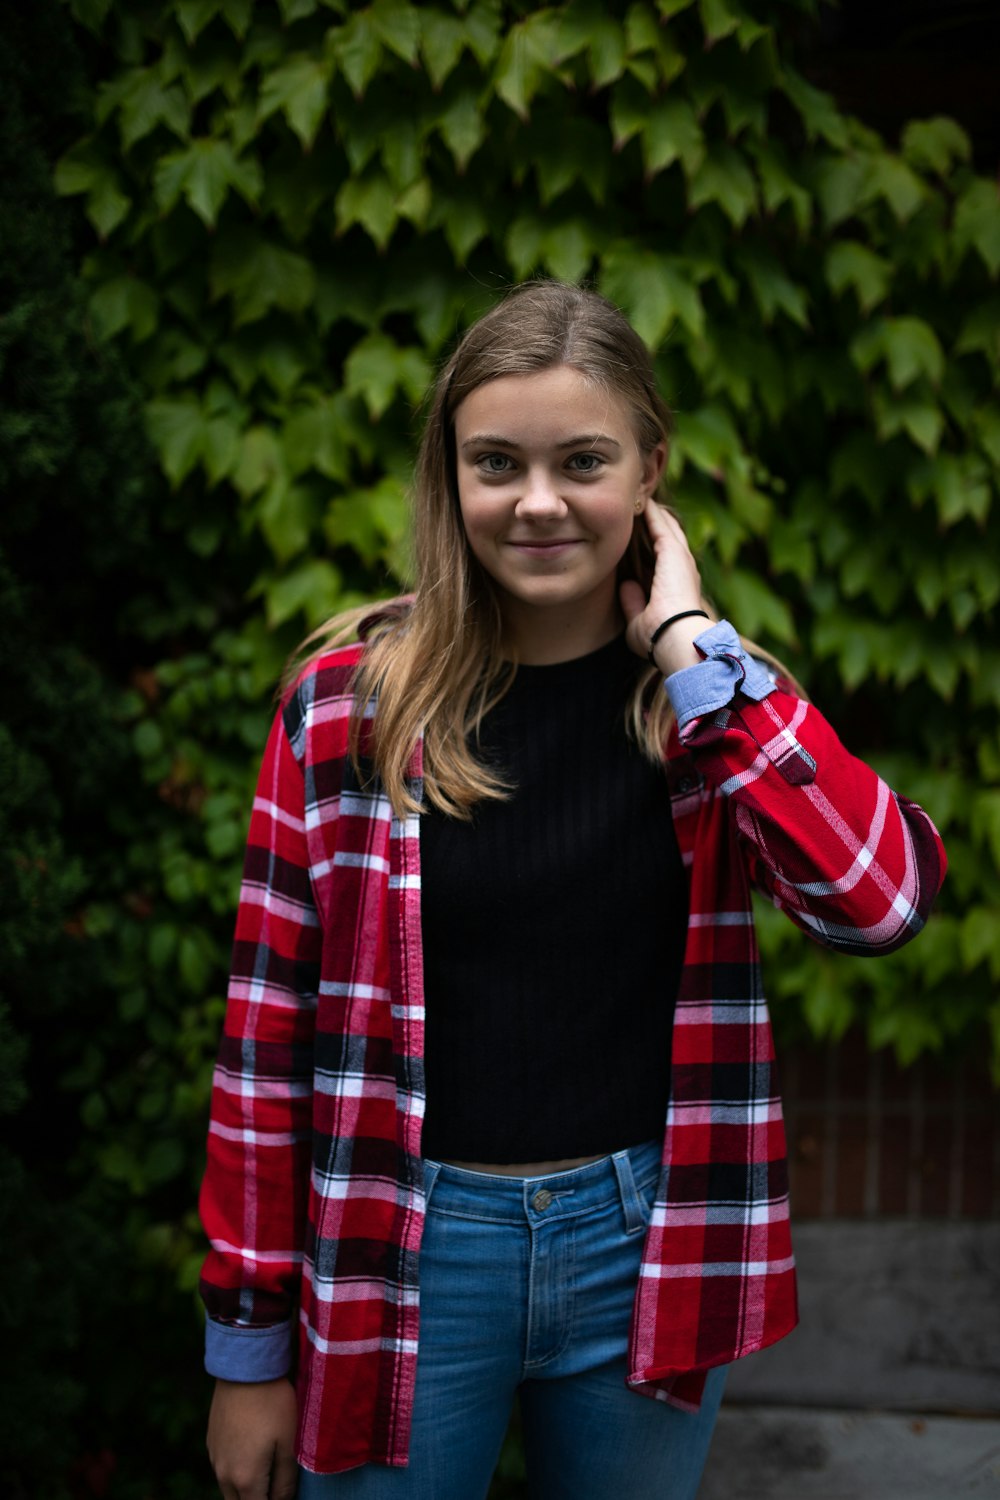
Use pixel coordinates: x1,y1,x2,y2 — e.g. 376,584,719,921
664,619,777,730
205,1315,293,1382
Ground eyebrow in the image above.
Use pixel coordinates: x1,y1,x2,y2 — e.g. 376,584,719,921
459,433,622,451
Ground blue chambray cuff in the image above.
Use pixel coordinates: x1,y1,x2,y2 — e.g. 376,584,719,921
204,1315,293,1382
664,619,777,730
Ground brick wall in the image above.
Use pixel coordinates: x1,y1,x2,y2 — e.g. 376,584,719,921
780,1031,1000,1219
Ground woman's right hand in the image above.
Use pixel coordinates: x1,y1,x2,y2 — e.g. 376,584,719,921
207,1377,299,1500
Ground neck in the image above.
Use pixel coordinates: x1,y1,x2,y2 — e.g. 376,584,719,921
500,587,623,665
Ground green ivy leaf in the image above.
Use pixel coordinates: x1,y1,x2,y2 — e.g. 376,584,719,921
923,454,992,528
420,9,466,89
278,0,318,20
435,193,488,262
54,142,132,237
688,144,757,226
69,0,113,32
232,426,285,499
954,179,1000,277
263,558,343,628
600,244,705,345
583,16,627,88
100,67,190,151
332,10,383,97
146,397,205,487
641,96,704,179
343,332,432,420
335,173,398,250
699,0,740,46
674,403,745,480
154,139,262,226
284,394,355,482
464,0,503,67
901,116,971,177
824,240,891,313
883,317,945,391
738,246,809,327
872,388,945,455
867,152,926,223
610,74,650,150
624,2,660,55
210,231,316,324
752,141,812,234
203,415,241,486
176,0,220,44
436,90,485,170
506,214,545,277
719,566,795,644
494,12,564,119
370,0,421,63
256,477,319,563
258,55,332,149
972,405,1000,470
780,65,848,148
219,0,253,36
532,118,609,205
325,476,408,565
381,126,422,192
89,275,160,342
960,907,1000,975
540,218,598,285
814,152,872,229
850,317,944,391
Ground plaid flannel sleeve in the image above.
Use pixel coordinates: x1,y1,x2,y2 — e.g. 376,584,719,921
198,699,321,1380
665,620,947,953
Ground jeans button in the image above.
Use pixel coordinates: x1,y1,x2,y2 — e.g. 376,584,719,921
532,1188,553,1211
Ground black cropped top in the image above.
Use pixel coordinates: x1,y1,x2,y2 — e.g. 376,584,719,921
419,633,688,1163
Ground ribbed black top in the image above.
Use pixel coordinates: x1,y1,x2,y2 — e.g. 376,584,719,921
419,633,688,1163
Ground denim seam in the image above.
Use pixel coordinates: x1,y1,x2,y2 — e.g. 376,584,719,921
523,1220,576,1372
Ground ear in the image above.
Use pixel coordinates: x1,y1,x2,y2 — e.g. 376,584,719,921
639,441,667,499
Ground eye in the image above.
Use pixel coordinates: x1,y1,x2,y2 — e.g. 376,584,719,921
476,452,514,475
567,451,605,474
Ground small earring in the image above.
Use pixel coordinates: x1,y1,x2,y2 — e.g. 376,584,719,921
634,495,645,513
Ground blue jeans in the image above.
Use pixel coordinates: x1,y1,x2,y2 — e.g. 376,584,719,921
298,1142,726,1499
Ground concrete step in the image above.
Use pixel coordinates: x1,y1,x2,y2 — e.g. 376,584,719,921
700,1406,1000,1499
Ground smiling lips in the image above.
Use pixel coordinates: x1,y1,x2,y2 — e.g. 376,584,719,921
506,537,583,553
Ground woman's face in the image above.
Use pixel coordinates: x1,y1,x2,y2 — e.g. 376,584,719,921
453,365,665,663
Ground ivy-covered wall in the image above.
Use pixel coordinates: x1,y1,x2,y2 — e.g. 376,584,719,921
2,0,998,1492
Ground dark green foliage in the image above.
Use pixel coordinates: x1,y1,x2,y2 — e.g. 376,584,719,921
2,0,997,1490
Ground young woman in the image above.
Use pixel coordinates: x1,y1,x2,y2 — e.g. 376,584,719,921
201,281,946,1500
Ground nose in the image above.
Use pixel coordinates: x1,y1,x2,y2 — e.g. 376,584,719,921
515,468,568,518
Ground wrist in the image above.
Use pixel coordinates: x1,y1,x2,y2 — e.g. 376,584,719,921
648,609,709,676
651,622,703,676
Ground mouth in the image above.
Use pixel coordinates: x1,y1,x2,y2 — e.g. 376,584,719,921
506,538,583,555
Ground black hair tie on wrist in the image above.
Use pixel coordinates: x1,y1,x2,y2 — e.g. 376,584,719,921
647,609,710,664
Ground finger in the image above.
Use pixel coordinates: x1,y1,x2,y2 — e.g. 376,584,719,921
643,498,681,538
270,1450,299,1500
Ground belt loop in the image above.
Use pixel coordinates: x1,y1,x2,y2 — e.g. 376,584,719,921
611,1149,645,1234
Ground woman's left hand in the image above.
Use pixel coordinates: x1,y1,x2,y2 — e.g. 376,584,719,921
620,500,707,675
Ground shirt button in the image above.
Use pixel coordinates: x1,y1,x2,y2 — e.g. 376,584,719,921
532,1189,553,1211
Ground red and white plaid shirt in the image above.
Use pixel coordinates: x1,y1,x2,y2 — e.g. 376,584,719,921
199,621,946,1474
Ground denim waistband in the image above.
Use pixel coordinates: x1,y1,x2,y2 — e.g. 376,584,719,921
422,1139,662,1229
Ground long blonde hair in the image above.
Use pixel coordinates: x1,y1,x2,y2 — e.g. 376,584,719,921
285,281,782,817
